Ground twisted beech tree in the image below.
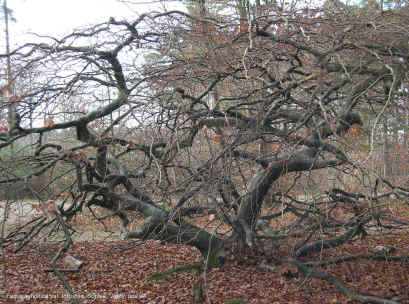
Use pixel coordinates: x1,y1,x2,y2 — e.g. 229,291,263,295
1,1,409,302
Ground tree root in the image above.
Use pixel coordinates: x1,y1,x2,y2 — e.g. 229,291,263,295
192,279,204,304
146,263,202,281
284,258,400,304
224,299,245,304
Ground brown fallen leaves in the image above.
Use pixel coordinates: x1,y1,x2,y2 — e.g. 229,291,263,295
1,206,409,304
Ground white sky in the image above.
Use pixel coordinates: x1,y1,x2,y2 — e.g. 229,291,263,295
1,1,185,125
5,0,184,47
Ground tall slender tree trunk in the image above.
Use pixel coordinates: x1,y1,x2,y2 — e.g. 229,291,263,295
3,0,15,148
383,116,392,177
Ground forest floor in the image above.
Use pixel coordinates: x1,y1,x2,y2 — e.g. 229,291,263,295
0,203,408,304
